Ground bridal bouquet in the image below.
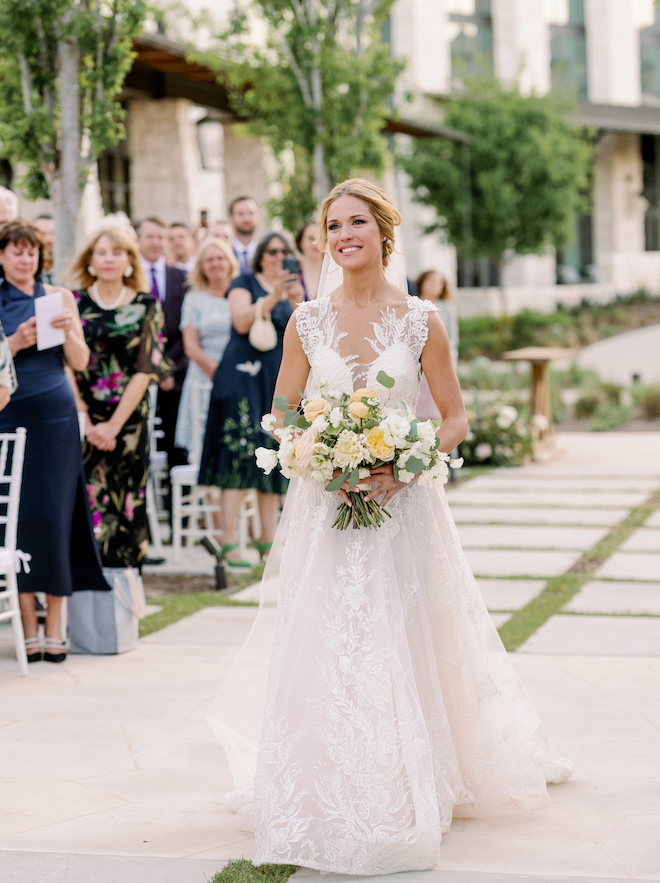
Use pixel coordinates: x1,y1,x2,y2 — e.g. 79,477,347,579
256,371,462,530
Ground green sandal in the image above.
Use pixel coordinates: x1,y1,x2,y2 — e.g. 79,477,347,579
253,539,273,561
220,543,252,570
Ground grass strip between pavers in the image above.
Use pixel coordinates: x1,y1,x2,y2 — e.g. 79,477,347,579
498,491,660,651
209,859,298,883
139,591,257,638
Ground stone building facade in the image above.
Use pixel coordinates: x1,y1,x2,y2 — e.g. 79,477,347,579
6,0,660,312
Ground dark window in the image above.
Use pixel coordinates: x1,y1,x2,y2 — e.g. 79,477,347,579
448,0,493,81
557,214,594,283
0,160,12,190
642,134,660,251
456,256,500,288
641,9,660,98
550,0,588,100
97,147,131,219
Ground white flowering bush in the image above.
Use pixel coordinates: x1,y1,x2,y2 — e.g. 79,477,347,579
459,390,534,467
256,371,462,530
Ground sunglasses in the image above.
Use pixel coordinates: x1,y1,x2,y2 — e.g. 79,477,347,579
264,247,291,256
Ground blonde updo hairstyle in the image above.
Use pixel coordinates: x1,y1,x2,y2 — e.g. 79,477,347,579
188,236,239,291
316,178,402,269
67,226,148,293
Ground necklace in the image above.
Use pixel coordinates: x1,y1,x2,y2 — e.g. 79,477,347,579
91,280,127,310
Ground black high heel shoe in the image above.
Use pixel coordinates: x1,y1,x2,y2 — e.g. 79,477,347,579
44,638,68,663
24,637,42,663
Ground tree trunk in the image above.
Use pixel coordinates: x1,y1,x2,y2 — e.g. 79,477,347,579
53,38,81,283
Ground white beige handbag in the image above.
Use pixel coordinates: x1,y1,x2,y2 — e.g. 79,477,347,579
248,297,278,352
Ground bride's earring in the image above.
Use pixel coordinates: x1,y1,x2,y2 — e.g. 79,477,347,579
87,266,97,277
123,265,133,278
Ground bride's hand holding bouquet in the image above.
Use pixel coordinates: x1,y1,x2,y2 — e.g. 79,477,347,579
256,371,462,530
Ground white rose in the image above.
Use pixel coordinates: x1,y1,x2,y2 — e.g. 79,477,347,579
380,414,411,448
328,407,343,428
475,442,493,460
255,447,278,475
495,405,518,430
415,420,437,454
260,413,277,432
333,430,367,470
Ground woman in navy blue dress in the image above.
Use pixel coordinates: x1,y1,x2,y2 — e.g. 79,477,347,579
198,233,303,565
0,220,109,663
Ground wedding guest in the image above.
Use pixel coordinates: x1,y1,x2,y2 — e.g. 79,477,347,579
199,232,303,562
0,187,18,225
416,270,458,365
67,226,171,568
168,222,197,274
0,219,109,664
33,214,54,284
176,237,238,458
0,321,16,411
229,196,260,275
208,221,234,245
137,217,189,477
295,219,323,300
416,270,458,425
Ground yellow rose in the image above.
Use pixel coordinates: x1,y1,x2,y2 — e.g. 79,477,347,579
348,400,370,420
364,427,395,461
351,387,378,402
303,397,330,422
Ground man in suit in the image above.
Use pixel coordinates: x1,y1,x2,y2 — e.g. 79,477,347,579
229,196,260,275
137,217,189,480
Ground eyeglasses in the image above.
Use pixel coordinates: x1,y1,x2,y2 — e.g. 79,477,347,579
264,247,291,256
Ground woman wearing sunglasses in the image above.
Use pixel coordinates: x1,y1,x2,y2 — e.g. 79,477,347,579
198,232,303,567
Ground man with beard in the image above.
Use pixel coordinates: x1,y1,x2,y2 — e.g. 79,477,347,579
229,196,260,275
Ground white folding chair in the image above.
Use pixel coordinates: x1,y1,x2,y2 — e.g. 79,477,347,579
0,427,29,676
170,380,222,559
145,384,168,552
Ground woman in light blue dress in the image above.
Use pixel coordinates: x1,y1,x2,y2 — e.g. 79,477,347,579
175,238,238,459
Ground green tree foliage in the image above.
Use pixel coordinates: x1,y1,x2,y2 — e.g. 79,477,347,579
401,79,592,272
0,0,146,274
195,0,404,230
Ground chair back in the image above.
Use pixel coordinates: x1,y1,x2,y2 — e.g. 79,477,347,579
147,384,164,462
190,380,212,465
0,428,27,553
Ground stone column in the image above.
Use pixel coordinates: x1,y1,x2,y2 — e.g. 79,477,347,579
492,0,551,95
222,124,273,221
391,0,451,98
128,98,198,223
593,132,647,285
585,0,641,105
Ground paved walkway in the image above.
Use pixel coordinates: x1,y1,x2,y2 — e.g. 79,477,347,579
1,432,659,882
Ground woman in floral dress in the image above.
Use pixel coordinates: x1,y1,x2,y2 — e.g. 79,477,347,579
67,227,171,568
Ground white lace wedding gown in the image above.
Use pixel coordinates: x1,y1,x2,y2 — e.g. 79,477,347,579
210,296,572,876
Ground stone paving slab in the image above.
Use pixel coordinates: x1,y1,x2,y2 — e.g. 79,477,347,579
619,528,660,553
476,579,546,611
646,510,660,529
446,491,647,509
465,549,580,578
1,852,227,883
297,871,659,883
565,580,660,615
450,507,629,527
489,613,511,628
457,525,607,551
596,553,660,582
519,615,660,656
465,475,659,492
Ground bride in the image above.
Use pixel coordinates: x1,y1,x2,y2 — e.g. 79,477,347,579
208,179,572,876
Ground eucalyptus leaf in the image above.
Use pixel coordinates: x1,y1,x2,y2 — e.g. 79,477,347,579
405,456,425,474
325,468,351,492
348,467,360,490
283,409,299,427
376,370,395,389
296,414,311,429
407,419,419,439
393,463,400,482
273,395,290,412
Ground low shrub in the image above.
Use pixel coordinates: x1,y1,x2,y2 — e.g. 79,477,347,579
639,386,660,420
590,402,631,432
574,393,601,419
459,391,535,467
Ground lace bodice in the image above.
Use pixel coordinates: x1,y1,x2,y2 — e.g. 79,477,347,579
295,296,435,411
